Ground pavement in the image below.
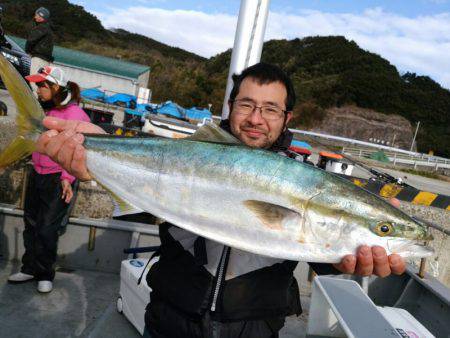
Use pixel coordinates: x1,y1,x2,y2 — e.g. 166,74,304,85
0,88,17,123
0,260,139,338
369,166,450,196
307,152,450,196
0,259,310,338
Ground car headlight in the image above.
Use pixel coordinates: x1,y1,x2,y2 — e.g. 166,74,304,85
1,51,20,65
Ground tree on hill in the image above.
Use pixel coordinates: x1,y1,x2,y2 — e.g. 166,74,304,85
203,36,450,156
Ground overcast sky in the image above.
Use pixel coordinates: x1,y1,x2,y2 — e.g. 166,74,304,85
71,0,450,89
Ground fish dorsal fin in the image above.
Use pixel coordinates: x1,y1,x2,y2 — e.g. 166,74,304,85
187,121,240,144
244,200,300,230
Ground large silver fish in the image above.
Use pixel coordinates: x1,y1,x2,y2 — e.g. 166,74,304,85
0,55,433,263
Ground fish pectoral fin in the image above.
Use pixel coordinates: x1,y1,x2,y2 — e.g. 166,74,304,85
244,200,299,230
187,121,241,144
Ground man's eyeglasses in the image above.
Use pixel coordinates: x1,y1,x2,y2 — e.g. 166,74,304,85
230,99,287,120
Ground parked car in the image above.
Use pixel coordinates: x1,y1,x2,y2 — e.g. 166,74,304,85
0,35,31,79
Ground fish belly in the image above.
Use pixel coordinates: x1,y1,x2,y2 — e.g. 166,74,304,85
86,149,348,262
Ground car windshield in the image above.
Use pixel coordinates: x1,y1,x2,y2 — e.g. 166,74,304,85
4,36,24,52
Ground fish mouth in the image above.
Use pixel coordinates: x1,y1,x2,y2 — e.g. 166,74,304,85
387,239,434,259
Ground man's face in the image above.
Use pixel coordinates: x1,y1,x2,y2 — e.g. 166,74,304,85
229,77,292,149
34,14,45,23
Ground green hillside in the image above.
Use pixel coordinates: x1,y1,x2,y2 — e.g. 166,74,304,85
204,37,450,156
1,1,448,156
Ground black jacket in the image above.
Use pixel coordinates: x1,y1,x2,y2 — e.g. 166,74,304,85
25,21,54,62
146,121,339,325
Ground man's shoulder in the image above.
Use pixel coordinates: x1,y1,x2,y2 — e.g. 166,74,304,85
32,22,51,32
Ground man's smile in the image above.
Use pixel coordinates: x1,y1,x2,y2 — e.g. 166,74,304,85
241,127,266,138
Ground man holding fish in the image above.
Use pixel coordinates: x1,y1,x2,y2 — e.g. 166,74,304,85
31,63,412,338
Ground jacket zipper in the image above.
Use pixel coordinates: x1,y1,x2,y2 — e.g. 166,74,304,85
210,246,230,312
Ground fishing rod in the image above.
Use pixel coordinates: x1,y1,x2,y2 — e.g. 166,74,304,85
413,216,450,236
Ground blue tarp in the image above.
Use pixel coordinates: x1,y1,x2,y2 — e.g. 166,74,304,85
124,103,158,116
155,101,185,119
291,140,312,150
185,107,212,121
81,88,106,102
105,93,137,108
124,108,146,117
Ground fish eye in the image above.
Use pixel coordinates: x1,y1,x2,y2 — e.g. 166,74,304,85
374,222,395,237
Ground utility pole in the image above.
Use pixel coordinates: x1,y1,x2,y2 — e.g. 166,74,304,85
221,0,271,119
410,121,420,152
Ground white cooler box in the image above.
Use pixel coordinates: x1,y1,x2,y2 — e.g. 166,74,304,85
378,306,435,338
117,257,158,335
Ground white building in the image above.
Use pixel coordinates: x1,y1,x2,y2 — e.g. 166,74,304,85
11,36,150,96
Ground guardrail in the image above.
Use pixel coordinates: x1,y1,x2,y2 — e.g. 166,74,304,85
341,147,450,170
289,128,450,168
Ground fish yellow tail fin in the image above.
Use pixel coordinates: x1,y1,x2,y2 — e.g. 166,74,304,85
0,54,45,168
0,136,35,168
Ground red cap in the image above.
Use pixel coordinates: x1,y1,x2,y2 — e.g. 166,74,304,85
25,66,68,86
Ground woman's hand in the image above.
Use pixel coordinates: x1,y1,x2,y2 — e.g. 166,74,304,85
61,179,73,204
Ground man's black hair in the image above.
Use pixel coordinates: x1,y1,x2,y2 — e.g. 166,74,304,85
229,62,296,111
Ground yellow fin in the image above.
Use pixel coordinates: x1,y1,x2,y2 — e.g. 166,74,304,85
0,54,45,168
0,54,44,136
0,136,35,168
94,178,139,214
244,200,299,230
187,121,240,144
110,192,139,213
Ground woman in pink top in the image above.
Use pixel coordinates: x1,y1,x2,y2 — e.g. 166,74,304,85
8,66,90,293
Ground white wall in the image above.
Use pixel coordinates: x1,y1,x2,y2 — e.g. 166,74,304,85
138,71,150,90
54,63,150,96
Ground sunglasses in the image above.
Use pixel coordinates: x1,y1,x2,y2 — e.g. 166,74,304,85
38,67,49,75
37,67,58,84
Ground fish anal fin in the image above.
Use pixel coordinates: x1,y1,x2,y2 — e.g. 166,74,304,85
111,192,137,213
94,178,139,214
187,121,240,144
244,200,299,230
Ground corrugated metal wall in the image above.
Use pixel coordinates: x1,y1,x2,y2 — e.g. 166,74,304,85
55,63,150,96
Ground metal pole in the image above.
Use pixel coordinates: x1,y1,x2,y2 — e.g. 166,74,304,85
361,276,369,294
221,0,271,119
418,258,427,279
0,204,160,236
409,121,420,152
19,166,29,210
88,226,96,251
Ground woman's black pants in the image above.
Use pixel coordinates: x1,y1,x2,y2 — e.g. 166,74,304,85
21,169,74,281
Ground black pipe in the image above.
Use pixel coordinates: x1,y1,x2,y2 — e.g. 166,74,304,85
123,245,160,254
